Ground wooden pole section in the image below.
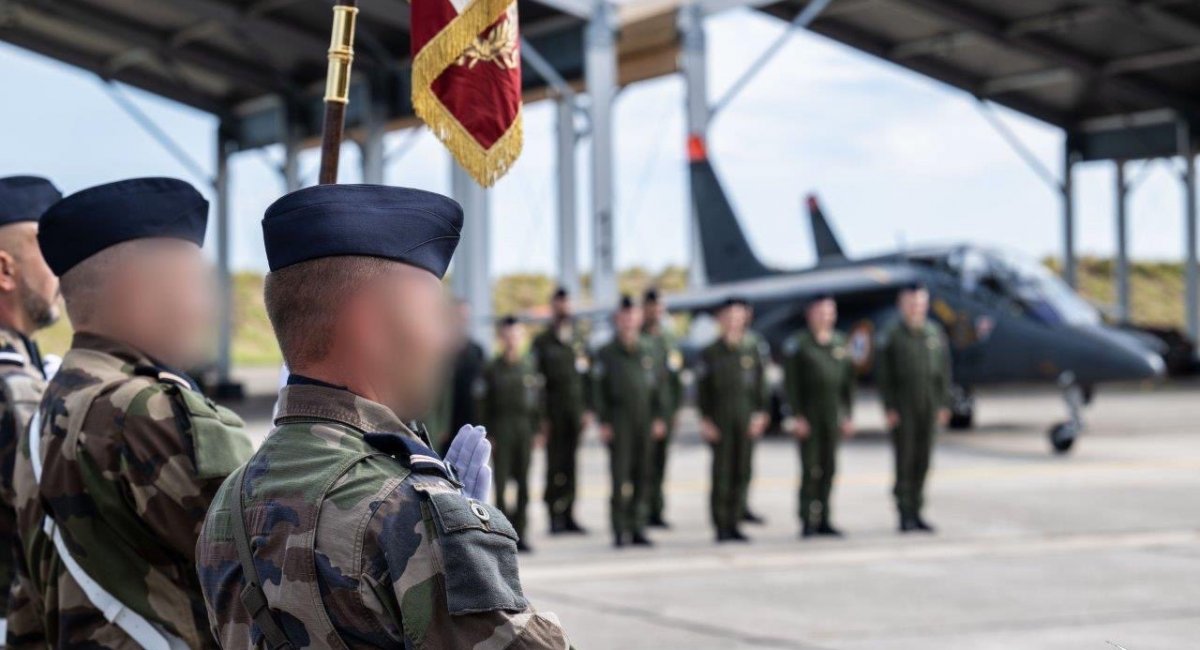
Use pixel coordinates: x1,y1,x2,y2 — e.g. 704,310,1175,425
319,0,360,185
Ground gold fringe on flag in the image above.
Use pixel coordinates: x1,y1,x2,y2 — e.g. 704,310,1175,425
412,0,523,187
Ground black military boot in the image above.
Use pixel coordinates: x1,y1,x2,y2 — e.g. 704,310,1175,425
550,514,567,535
613,532,627,548
563,514,588,534
630,531,654,547
716,528,735,543
914,515,936,533
648,514,671,529
801,522,817,538
899,515,919,533
741,510,766,525
729,528,752,543
817,521,844,537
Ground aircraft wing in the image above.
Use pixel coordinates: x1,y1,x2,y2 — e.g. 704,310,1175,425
663,262,922,313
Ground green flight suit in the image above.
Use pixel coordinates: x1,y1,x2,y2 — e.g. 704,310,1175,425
592,337,666,537
696,336,769,533
642,322,683,522
875,321,952,519
782,329,855,527
532,322,590,522
477,354,542,540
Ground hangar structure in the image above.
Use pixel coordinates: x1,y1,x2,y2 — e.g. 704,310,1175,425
1,0,1199,389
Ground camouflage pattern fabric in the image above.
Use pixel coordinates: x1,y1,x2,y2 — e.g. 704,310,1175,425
0,328,46,621
197,383,572,649
8,332,253,649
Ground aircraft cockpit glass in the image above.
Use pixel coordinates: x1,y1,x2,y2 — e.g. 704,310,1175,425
948,247,1100,327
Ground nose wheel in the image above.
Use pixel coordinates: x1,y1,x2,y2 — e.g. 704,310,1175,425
1048,374,1084,454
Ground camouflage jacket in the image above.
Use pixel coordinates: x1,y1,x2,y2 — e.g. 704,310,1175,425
197,382,572,649
0,328,46,618
9,333,253,649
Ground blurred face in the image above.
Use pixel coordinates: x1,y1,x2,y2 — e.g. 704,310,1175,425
499,322,524,353
355,264,455,419
644,299,665,327
551,295,572,320
898,288,930,328
0,222,59,331
124,239,214,368
717,304,749,338
615,306,643,342
806,298,837,332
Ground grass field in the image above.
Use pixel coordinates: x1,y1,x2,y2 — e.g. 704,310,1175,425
31,258,1189,367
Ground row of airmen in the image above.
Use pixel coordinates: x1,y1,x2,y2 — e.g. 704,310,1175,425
441,280,952,550
0,176,573,648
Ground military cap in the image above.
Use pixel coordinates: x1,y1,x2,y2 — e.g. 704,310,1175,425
263,184,462,278
618,294,636,311
899,281,928,293
39,177,208,276
807,291,835,306
0,176,61,225
552,286,569,300
643,287,660,303
498,314,519,328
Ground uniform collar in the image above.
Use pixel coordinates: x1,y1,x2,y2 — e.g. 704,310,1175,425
0,325,43,378
68,331,200,390
275,382,414,435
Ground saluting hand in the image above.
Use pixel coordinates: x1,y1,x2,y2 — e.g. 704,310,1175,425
445,425,493,502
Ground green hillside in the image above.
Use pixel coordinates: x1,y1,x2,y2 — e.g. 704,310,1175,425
31,259,1187,367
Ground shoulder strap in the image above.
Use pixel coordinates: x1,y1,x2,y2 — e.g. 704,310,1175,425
231,450,383,650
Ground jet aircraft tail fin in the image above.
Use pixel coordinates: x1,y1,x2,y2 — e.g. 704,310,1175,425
688,136,773,284
806,193,847,263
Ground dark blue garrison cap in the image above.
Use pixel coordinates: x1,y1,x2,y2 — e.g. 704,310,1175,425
262,184,463,278
0,176,61,225
38,177,208,276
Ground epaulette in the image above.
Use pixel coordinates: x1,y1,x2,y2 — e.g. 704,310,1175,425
363,431,456,480
133,365,197,391
0,344,26,367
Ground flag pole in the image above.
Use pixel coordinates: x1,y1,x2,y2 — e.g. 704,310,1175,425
319,0,360,185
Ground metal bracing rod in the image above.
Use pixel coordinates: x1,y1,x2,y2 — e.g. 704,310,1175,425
709,0,836,118
586,0,619,306
1062,146,1078,289
214,129,235,384
521,37,576,102
102,81,213,185
1179,119,1199,347
680,0,709,289
975,99,1061,192
556,94,580,297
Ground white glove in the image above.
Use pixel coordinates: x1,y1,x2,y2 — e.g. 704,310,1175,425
445,425,493,502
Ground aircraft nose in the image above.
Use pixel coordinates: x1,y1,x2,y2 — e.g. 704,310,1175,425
1079,326,1166,382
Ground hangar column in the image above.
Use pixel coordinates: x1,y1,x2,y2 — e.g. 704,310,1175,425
1180,120,1198,346
586,0,618,306
680,1,708,289
557,96,580,297
1061,145,1078,289
1114,160,1130,322
451,161,493,352
214,126,236,392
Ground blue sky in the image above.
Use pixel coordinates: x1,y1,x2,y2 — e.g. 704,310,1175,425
0,9,1192,277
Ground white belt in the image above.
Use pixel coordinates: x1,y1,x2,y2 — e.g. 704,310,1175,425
30,411,187,650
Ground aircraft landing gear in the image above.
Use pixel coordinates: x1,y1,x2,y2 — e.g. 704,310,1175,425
948,385,974,430
1049,373,1085,454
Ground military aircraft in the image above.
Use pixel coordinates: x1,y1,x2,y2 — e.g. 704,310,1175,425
671,141,1165,454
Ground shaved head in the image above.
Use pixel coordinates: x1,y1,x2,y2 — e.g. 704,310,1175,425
60,238,213,367
265,256,455,419
0,221,59,333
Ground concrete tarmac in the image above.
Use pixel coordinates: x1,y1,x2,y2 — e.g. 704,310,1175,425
235,378,1199,649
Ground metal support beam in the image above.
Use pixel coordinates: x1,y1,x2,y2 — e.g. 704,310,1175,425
680,1,709,288
1062,145,1078,289
1114,160,1130,322
450,161,493,352
360,84,387,184
214,127,235,384
556,96,581,297
1180,121,1198,346
586,0,619,306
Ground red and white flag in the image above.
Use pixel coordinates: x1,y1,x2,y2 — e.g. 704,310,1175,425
411,0,523,187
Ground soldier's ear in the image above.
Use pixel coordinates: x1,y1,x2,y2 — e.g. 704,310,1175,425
0,250,17,293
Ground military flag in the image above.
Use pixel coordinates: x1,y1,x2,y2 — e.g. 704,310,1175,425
411,0,523,187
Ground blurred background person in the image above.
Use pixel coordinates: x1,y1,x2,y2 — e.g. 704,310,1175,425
641,288,682,529
696,297,769,543
782,294,856,538
532,287,592,534
876,283,951,533
592,296,666,548
437,297,486,453
476,316,542,552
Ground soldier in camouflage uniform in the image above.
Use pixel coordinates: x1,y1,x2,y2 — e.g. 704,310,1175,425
9,178,254,649
197,184,570,648
697,297,769,543
0,176,62,639
531,287,592,534
640,289,682,528
782,294,856,538
477,316,543,552
876,283,952,533
592,296,667,548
